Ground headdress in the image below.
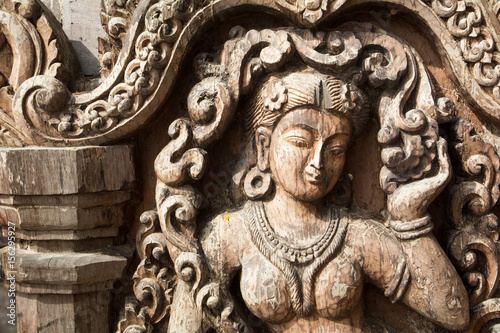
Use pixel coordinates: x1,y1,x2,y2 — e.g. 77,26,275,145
245,69,370,138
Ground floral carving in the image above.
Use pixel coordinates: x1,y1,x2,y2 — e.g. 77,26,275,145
273,0,347,25
262,79,287,111
99,0,140,77
424,0,500,105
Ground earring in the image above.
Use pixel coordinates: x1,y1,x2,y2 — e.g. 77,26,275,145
244,166,273,200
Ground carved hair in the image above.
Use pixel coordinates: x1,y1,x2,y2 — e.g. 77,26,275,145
244,69,371,139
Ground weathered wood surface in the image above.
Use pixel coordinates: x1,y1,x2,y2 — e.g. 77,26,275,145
0,0,499,145
1,1,500,333
123,19,500,333
0,145,135,333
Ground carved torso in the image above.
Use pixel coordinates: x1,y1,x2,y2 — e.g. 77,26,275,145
202,202,409,332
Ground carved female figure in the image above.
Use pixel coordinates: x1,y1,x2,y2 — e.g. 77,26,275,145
168,69,470,332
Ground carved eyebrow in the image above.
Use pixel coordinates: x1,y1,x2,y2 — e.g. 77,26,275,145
281,124,317,136
324,133,350,146
282,129,315,147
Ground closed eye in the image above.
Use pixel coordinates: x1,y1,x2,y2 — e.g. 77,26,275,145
327,146,345,156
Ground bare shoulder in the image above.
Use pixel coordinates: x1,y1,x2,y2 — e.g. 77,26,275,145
199,207,246,278
200,208,246,238
344,210,390,240
343,209,401,261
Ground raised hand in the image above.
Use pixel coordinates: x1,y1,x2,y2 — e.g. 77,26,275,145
387,138,452,221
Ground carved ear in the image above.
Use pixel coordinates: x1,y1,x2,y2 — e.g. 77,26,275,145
255,127,272,172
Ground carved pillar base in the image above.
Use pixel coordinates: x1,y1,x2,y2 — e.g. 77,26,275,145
0,146,135,333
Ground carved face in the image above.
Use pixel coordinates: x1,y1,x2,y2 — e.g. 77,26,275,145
262,107,351,202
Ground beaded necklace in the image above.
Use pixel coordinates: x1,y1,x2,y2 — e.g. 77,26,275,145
244,200,348,317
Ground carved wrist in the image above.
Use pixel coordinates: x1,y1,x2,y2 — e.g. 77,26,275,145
389,214,433,240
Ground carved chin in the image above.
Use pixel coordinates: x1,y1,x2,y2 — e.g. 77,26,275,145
284,183,332,202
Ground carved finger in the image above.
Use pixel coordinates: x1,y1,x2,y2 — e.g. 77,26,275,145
436,137,452,184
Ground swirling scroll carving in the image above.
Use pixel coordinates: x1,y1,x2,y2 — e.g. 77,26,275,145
449,119,500,234
3,0,500,145
447,117,500,324
154,118,207,186
466,298,500,333
289,30,363,70
99,0,139,77
0,0,78,144
117,209,176,333
424,0,500,105
188,77,235,147
3,0,197,144
133,211,175,325
448,230,500,306
0,0,78,88
157,192,199,253
174,252,206,296
12,75,70,142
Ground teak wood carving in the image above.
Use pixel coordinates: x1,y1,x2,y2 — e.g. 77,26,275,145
2,0,500,332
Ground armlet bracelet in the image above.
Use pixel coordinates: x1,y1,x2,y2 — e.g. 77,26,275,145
390,214,433,240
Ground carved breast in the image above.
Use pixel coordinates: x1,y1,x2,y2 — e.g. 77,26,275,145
239,232,363,324
315,250,363,319
240,252,294,324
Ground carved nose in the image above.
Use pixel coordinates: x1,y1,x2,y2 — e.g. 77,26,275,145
308,141,323,169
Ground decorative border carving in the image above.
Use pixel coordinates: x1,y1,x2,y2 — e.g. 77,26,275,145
423,0,500,104
447,118,500,331
0,0,500,145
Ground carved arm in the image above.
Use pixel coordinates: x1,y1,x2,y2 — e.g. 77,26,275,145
387,138,470,330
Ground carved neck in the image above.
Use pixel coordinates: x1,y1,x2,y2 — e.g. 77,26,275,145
263,184,331,247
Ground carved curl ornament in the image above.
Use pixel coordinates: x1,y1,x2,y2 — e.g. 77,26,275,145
0,0,79,145
1,0,500,145
119,19,500,331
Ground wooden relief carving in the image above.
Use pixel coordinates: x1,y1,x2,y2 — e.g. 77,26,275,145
2,1,500,333
0,0,79,145
118,20,499,332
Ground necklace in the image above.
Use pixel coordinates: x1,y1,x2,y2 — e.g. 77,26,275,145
248,200,340,264
244,200,348,317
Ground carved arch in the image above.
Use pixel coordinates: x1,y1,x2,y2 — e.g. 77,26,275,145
2,0,500,146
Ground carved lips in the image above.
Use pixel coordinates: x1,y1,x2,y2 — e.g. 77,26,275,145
304,165,325,184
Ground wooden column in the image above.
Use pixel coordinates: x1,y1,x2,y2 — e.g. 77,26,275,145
0,146,135,333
